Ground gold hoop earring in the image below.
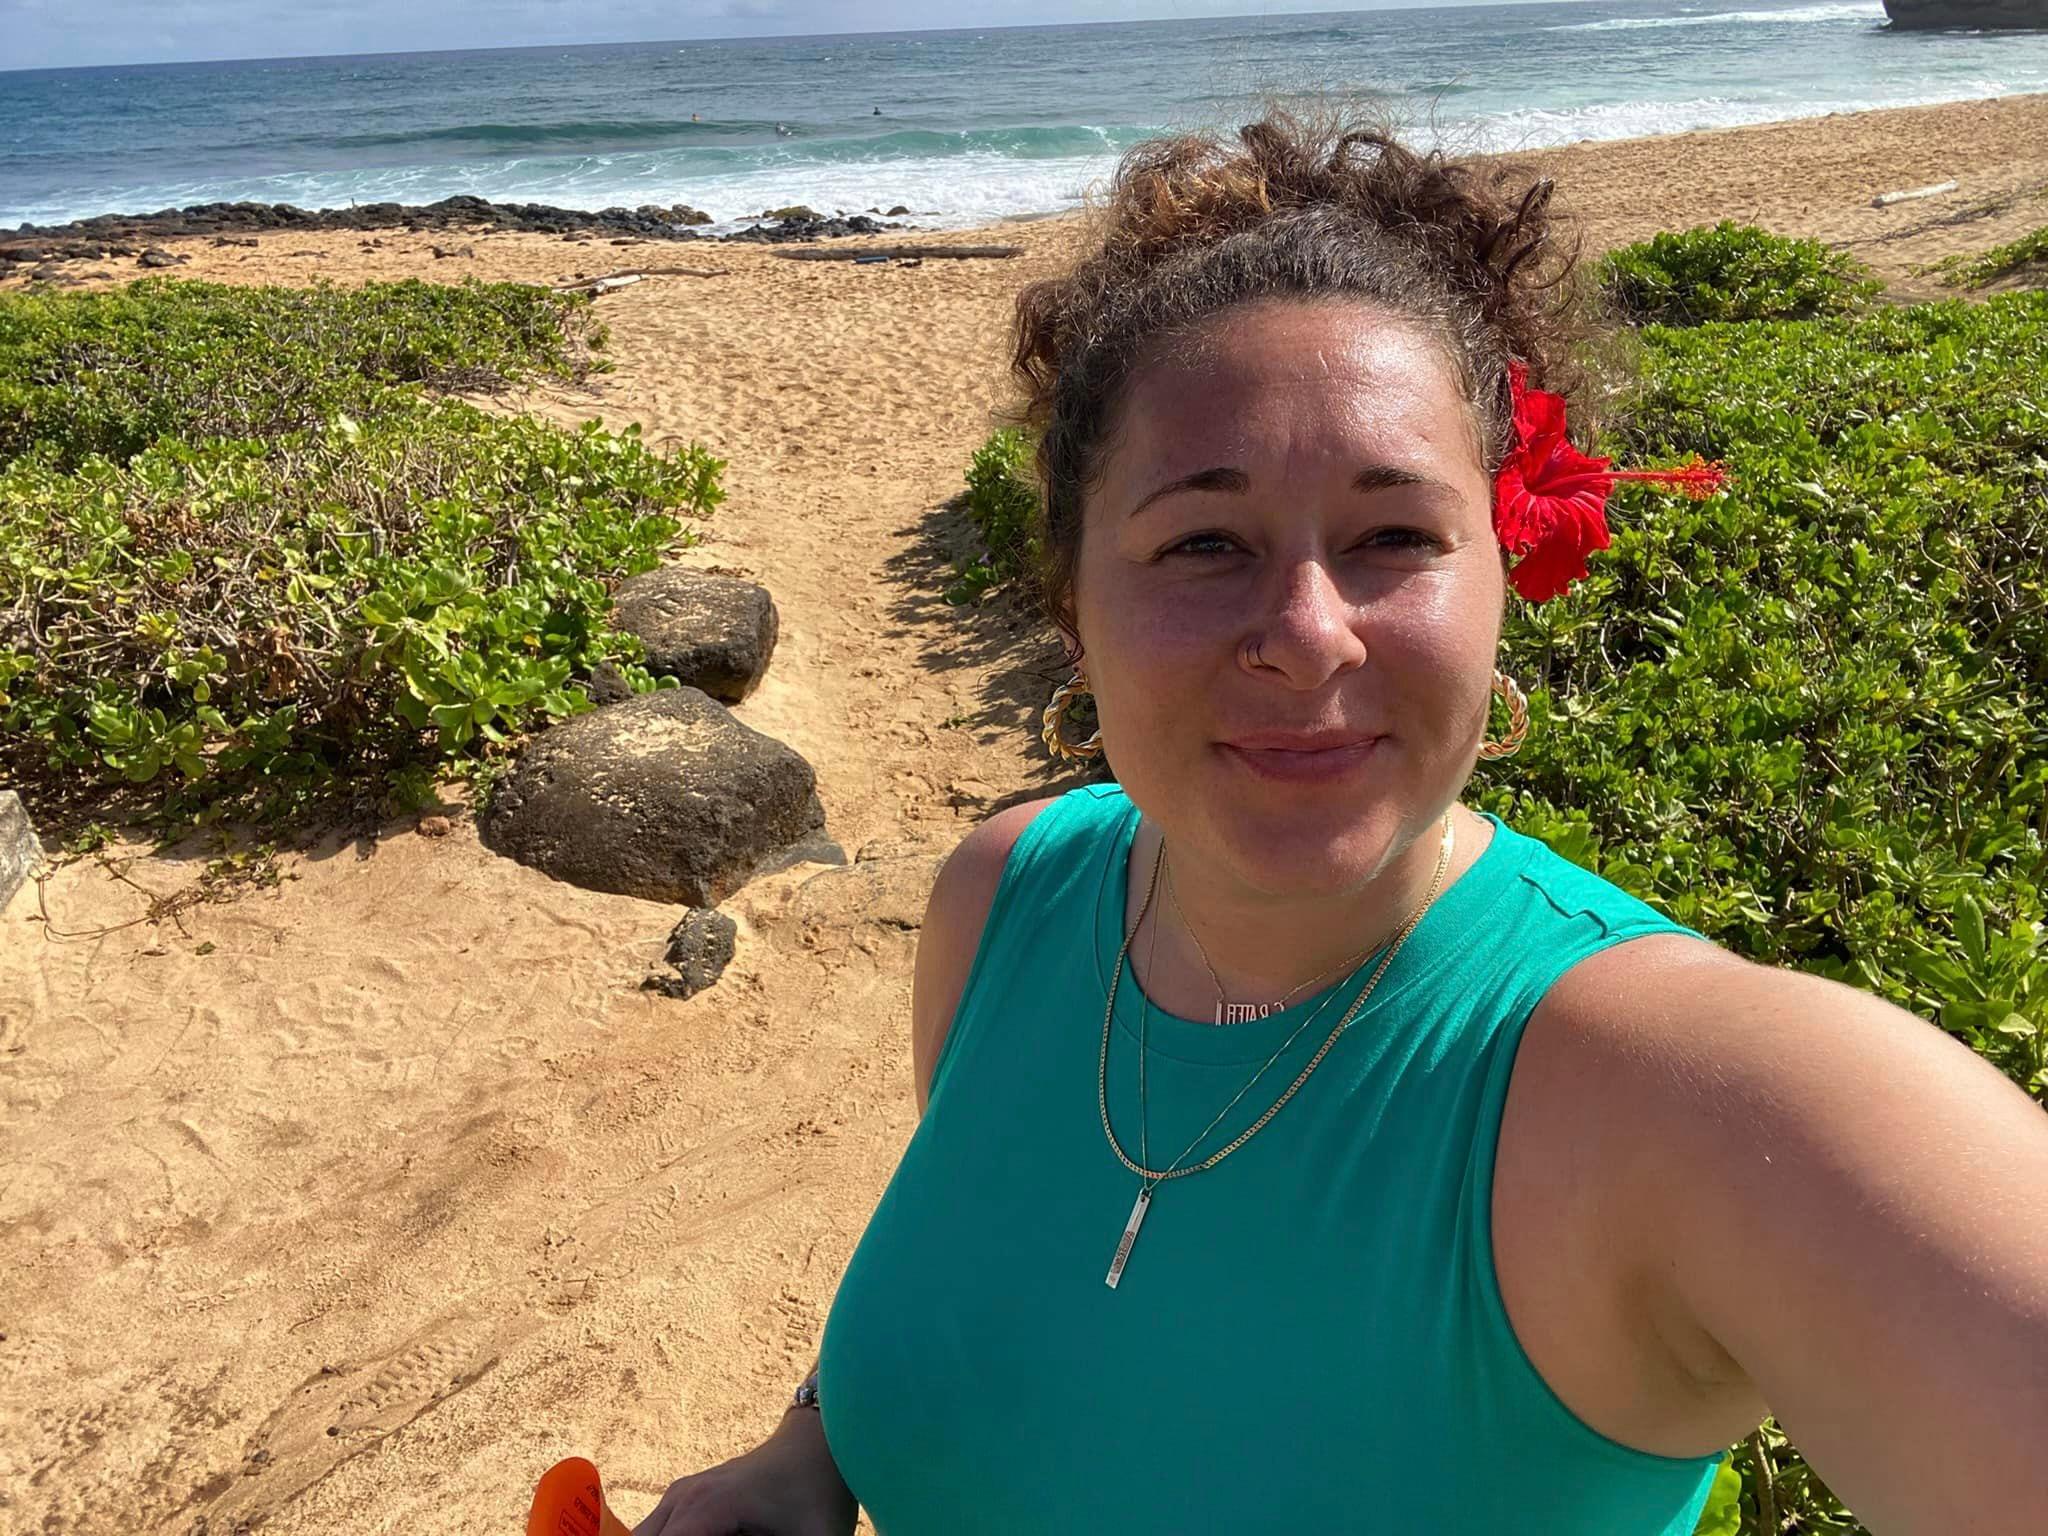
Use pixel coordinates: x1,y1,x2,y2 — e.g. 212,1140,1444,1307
1042,671,1103,761
1478,669,1530,761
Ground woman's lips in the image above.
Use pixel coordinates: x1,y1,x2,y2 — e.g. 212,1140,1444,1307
1217,735,1384,783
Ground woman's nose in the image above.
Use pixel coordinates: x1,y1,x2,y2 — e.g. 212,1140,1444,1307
1243,557,1368,689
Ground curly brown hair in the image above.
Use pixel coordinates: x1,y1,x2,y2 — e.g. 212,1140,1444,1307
1009,110,1600,643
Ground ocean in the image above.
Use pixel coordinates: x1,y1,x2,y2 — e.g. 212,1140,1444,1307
5,0,2047,233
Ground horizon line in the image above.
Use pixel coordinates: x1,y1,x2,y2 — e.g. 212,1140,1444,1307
0,0,1598,76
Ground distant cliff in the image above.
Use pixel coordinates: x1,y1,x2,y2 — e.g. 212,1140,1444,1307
1883,0,2047,28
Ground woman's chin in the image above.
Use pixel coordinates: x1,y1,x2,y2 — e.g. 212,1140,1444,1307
1203,808,1410,900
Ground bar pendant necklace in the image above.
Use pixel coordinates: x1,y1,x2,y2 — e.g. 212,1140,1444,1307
1096,810,1455,1291
1105,1185,1153,1289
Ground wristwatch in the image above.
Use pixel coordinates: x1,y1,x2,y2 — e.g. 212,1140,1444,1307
790,1370,820,1411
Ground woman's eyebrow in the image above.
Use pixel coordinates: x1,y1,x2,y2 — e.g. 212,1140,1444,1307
1353,463,1446,494
1126,465,1247,518
1127,461,1448,518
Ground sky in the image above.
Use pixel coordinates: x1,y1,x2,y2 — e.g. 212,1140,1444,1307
0,0,1565,72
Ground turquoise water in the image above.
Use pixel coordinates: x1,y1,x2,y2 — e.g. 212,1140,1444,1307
5,0,2046,230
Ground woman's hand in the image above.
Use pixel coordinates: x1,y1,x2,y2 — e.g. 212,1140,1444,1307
632,1409,859,1536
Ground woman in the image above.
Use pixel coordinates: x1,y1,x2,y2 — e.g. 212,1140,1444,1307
637,117,2048,1534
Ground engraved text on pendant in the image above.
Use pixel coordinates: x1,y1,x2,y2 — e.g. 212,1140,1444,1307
1105,1185,1153,1289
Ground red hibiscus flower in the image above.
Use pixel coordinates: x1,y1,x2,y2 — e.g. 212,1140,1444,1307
1493,360,1729,603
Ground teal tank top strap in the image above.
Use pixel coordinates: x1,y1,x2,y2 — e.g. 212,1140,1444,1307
924,783,1131,1112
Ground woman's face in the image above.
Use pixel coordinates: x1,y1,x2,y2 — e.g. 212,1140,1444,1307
1071,299,1504,898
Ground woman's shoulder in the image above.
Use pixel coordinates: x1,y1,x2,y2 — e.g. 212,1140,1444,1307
933,795,1062,899
941,781,1125,893
910,785,1122,1110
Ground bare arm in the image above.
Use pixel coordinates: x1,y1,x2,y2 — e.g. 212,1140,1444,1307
1576,944,2048,1535
911,798,1054,1114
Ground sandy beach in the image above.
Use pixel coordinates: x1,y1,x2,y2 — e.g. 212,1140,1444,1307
4,92,2046,1535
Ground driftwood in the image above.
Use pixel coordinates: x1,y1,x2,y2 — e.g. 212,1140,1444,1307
552,274,641,296
550,265,730,296
1872,179,1959,209
772,244,1023,262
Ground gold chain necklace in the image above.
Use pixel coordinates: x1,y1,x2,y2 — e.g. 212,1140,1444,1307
1099,809,1455,1289
1163,849,1383,1025
1135,881,1361,1188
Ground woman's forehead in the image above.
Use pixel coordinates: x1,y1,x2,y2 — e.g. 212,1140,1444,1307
1111,304,1480,487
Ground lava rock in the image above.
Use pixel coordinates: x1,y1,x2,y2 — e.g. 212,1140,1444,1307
725,213,888,245
583,659,637,706
637,202,713,226
610,569,779,704
643,907,739,998
9,194,896,247
479,686,824,905
1882,0,2046,27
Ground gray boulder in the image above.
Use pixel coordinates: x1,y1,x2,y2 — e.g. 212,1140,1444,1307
479,687,824,905
1,791,46,911
611,569,780,704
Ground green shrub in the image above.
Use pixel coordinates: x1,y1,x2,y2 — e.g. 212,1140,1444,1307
1477,292,2048,1102
1599,221,1882,326
0,277,604,469
1938,222,2048,289
0,280,721,828
946,425,1042,604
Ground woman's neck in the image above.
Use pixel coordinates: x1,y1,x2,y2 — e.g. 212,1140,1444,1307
1125,802,1490,1024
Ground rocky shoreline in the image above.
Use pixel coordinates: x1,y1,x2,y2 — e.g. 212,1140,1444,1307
1,193,917,268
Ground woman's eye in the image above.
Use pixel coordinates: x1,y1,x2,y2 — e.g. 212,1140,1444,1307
1159,528,1439,559
1162,532,1241,557
1367,528,1439,551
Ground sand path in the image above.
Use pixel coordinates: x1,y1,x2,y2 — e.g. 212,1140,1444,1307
3,94,2046,1536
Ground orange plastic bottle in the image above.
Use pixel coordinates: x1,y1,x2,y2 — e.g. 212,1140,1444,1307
527,1456,634,1536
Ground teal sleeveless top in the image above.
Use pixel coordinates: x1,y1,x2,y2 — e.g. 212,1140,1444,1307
819,784,1726,1534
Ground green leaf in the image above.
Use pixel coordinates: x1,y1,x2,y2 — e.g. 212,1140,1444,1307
1690,1455,1741,1536
1955,897,1987,971
1894,942,1980,1003
360,592,407,627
